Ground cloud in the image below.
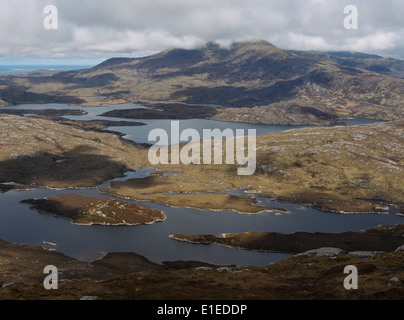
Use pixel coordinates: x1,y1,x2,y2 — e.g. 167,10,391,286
0,0,403,61
354,32,397,51
287,34,331,51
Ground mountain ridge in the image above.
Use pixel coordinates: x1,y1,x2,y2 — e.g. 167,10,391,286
2,40,404,125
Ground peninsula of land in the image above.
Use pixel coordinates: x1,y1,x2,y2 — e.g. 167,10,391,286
170,224,404,254
22,193,165,226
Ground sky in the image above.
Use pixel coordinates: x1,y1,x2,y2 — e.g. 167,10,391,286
0,0,403,65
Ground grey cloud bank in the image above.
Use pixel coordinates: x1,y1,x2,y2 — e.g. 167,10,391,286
1,0,404,61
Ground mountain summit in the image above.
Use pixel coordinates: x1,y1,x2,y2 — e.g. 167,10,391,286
2,41,404,125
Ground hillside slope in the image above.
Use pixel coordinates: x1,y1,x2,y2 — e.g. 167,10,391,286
2,41,404,125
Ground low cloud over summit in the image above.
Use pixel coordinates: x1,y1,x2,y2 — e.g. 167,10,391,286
0,0,403,61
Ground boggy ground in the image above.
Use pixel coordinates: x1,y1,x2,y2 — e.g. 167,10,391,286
101,120,404,214
0,238,403,300
101,182,284,214
1,114,404,214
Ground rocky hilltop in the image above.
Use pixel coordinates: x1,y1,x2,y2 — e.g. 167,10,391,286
2,41,404,125
0,114,149,189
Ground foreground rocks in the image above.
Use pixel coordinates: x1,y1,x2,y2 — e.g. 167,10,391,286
0,239,403,300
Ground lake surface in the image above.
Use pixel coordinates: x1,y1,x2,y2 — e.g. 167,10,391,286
0,103,398,267
3,103,380,144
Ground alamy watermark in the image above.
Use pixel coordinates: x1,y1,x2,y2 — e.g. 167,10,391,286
43,265,58,290
43,5,58,30
344,5,358,30
43,4,359,31
148,121,257,176
344,265,358,290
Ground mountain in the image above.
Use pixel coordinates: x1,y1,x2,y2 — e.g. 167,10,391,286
2,40,404,125
288,50,404,78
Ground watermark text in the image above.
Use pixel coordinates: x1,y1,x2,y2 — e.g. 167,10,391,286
148,121,256,175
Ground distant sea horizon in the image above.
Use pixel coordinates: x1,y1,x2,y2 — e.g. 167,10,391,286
0,64,94,75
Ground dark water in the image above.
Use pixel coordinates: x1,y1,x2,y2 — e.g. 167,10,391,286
0,103,397,266
2,103,380,144
2,103,315,144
